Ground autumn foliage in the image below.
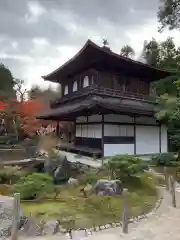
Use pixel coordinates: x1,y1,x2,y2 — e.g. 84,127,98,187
16,100,45,137
0,99,55,137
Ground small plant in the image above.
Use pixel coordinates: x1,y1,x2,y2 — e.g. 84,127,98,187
151,153,176,166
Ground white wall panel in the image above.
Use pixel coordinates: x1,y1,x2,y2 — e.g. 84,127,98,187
87,124,102,138
161,124,168,153
104,124,134,137
75,125,81,137
81,125,88,138
104,125,119,136
104,114,134,123
135,116,157,125
136,125,159,154
93,124,102,138
88,114,102,122
104,144,134,156
76,116,87,123
87,125,94,138
120,125,134,136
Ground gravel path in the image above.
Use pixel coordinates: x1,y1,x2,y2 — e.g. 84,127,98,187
20,187,180,240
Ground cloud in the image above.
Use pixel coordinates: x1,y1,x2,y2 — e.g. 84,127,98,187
0,0,179,90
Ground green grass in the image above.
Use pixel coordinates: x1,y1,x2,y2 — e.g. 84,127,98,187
22,172,158,229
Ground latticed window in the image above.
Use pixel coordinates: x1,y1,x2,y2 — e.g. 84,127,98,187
73,81,78,92
64,85,68,95
83,76,89,88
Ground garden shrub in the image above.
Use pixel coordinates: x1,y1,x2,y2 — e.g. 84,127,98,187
106,155,148,180
151,153,176,166
12,173,54,200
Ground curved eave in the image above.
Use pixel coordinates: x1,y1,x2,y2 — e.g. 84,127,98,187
42,39,173,82
42,40,93,82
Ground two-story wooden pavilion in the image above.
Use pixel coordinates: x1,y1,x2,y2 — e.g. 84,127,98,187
37,40,171,157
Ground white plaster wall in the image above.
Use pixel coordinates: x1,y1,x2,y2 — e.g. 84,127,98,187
104,144,134,156
104,114,134,123
136,125,160,154
104,124,134,136
161,124,168,153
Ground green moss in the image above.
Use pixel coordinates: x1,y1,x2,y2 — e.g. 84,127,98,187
22,173,158,229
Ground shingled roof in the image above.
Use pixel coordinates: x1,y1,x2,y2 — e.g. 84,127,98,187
37,95,159,121
42,40,172,83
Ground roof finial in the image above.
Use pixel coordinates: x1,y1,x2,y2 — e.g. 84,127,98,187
102,39,109,47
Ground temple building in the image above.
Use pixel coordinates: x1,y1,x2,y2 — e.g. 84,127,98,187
37,40,171,157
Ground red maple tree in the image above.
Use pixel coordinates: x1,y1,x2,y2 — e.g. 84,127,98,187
0,98,55,137
16,100,55,137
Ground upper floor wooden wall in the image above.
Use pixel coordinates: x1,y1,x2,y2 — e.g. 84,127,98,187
60,68,152,97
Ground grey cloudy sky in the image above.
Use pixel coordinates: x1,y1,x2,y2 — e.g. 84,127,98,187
0,0,179,89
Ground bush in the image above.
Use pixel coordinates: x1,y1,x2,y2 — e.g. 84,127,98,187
151,153,176,166
12,173,54,200
0,167,29,184
106,155,148,180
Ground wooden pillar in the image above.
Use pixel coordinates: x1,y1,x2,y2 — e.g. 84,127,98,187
159,124,162,153
122,197,128,233
170,176,176,208
164,167,169,191
56,121,59,137
102,114,104,158
134,116,136,155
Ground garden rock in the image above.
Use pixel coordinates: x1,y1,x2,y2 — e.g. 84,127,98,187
93,179,123,196
53,157,72,184
0,196,23,239
43,220,59,235
68,178,78,186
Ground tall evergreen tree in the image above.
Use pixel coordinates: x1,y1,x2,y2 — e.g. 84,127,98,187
0,63,16,101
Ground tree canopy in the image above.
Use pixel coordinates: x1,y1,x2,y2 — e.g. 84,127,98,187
0,64,16,101
156,79,180,152
140,37,180,71
120,45,135,58
158,0,180,31
28,85,61,104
